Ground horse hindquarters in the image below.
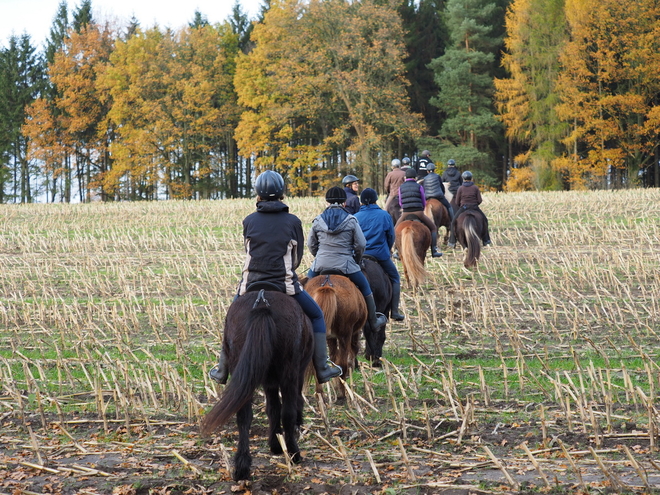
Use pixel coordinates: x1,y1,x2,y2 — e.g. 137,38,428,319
395,221,429,288
361,260,391,364
463,215,481,268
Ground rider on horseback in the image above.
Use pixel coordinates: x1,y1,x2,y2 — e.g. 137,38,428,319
397,167,443,258
384,158,406,211
342,175,361,214
354,188,405,321
448,170,492,248
209,171,342,385
419,162,454,220
307,187,388,331
441,159,462,197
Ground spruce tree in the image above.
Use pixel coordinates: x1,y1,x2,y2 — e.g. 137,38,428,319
429,0,504,182
0,35,46,202
73,0,94,33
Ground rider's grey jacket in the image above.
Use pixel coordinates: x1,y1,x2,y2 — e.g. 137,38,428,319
308,205,366,275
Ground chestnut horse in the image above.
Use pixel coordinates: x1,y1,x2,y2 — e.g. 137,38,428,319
455,209,484,268
424,198,451,245
305,274,367,394
361,257,392,367
201,289,313,481
395,216,431,288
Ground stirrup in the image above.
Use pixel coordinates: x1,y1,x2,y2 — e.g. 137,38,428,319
317,361,342,384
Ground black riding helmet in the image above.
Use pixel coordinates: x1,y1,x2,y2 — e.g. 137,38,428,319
255,170,285,199
405,167,417,179
326,186,347,204
462,170,473,181
360,188,378,205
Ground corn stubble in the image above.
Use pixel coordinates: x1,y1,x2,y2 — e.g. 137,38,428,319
1,189,660,490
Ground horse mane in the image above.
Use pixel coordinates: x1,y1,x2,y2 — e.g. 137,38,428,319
311,286,337,334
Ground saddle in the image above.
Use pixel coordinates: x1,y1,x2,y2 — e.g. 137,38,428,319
245,281,285,293
401,214,423,223
319,269,345,276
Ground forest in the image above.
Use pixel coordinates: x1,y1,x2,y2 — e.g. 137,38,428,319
1,0,659,203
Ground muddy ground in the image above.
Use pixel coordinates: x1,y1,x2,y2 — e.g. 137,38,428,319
2,398,659,495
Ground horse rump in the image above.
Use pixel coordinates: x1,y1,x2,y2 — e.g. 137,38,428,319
361,258,391,365
305,275,366,389
456,211,482,268
395,219,430,288
201,291,313,480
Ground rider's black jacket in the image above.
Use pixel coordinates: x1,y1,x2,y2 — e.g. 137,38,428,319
238,201,304,296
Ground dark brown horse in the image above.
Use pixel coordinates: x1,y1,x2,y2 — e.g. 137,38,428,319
386,194,401,225
424,198,451,245
361,257,392,367
305,275,367,395
395,216,431,288
201,290,313,481
455,210,484,268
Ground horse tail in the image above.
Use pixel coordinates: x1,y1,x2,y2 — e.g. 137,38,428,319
464,215,481,268
201,305,275,435
401,225,427,287
313,286,337,334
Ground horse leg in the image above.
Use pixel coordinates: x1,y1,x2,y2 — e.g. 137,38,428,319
362,322,378,363
351,323,361,371
233,400,253,481
265,385,283,455
374,323,387,365
280,379,303,463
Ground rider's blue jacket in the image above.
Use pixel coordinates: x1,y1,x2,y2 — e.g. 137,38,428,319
354,204,395,262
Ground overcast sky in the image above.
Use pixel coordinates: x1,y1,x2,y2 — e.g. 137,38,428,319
0,0,264,49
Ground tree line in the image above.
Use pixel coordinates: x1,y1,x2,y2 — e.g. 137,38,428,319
0,0,658,203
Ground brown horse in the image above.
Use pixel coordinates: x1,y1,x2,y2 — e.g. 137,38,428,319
386,194,401,225
424,198,451,245
305,274,367,394
455,210,484,268
201,290,313,481
395,216,431,288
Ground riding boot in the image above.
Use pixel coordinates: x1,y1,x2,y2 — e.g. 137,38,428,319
365,293,388,329
448,219,457,248
313,333,343,384
482,214,492,246
209,348,229,384
431,231,443,258
390,282,405,321
448,205,455,220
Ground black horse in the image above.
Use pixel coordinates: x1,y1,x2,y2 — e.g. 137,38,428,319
201,289,313,481
454,209,485,268
361,257,392,366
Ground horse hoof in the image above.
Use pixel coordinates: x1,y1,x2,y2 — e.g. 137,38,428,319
448,243,456,248
391,313,405,321
291,451,303,464
371,359,382,368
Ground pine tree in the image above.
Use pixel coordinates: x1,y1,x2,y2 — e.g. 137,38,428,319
189,10,209,29
73,0,94,33
0,35,46,202
399,0,447,138
230,0,254,53
429,0,504,183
